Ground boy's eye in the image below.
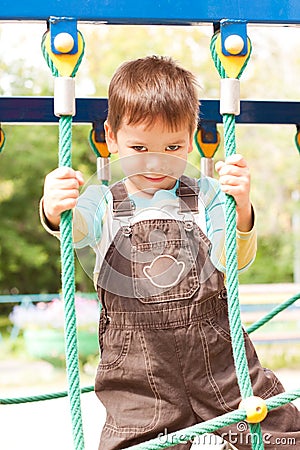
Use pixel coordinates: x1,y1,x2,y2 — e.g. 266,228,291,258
166,145,180,151
131,146,147,152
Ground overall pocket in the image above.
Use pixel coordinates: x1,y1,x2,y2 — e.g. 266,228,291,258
95,328,161,433
131,238,199,303
98,328,131,371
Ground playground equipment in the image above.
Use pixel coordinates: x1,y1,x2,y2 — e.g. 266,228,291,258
1,2,300,450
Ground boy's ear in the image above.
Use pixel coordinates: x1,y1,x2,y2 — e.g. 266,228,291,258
187,134,194,154
104,121,118,154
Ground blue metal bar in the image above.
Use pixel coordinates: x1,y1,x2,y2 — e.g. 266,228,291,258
0,0,300,24
0,97,299,125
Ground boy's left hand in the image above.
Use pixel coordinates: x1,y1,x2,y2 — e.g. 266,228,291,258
215,154,253,232
215,154,250,209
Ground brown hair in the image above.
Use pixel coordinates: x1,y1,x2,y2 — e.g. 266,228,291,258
107,55,200,135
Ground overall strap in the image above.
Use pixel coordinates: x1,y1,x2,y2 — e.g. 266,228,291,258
176,175,200,214
110,181,135,217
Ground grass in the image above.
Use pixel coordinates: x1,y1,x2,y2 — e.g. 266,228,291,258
254,343,300,370
0,335,98,393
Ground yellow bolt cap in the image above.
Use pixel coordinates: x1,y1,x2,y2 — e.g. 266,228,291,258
54,32,74,53
224,34,245,55
239,396,268,423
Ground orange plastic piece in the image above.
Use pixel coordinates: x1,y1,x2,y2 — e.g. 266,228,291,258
90,130,110,158
0,128,5,147
194,128,220,158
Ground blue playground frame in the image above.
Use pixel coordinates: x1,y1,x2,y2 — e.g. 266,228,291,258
0,98,299,126
0,0,300,24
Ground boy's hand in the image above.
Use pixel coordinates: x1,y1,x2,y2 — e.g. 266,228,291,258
43,167,84,230
215,154,253,232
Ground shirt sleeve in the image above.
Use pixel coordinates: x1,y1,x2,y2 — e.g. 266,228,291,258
39,198,61,239
199,176,257,274
73,184,109,249
39,184,109,249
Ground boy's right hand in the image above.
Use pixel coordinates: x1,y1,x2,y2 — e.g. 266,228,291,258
43,167,84,230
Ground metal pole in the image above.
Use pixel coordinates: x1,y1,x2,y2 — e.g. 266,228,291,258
201,157,214,178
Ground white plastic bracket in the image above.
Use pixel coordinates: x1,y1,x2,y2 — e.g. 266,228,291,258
54,77,76,117
220,78,240,116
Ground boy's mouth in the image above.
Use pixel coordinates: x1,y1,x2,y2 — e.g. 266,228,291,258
143,175,167,182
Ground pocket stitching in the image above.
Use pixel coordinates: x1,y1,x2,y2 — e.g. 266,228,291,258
208,318,232,343
198,322,235,413
99,330,131,371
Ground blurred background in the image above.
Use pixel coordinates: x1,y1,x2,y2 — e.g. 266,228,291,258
0,22,299,450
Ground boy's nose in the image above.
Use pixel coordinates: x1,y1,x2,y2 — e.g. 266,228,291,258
145,154,166,173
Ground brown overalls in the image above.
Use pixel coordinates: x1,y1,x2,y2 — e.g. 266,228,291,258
95,176,300,450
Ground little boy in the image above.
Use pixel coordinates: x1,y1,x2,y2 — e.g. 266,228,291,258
41,56,300,450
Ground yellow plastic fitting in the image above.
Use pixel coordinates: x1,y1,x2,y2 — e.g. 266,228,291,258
215,34,251,78
239,396,268,423
44,31,84,77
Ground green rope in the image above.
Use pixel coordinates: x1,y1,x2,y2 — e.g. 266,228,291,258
223,114,253,397
210,32,253,398
88,128,101,158
0,127,6,153
42,32,85,450
247,291,300,334
210,32,265,450
0,386,94,405
265,388,300,412
59,117,85,450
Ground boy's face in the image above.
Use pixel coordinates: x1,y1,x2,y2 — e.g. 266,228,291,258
105,119,193,196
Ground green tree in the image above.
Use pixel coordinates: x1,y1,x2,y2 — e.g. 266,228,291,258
0,124,98,294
